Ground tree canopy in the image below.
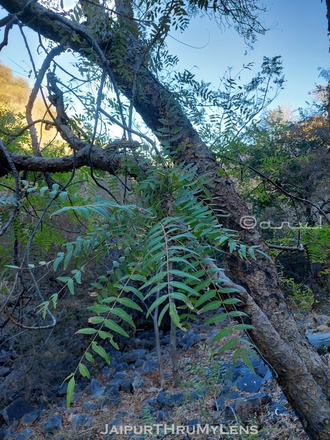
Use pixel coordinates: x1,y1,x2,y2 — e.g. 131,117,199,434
0,1,329,439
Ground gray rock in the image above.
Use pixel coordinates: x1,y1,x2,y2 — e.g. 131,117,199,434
156,410,169,421
82,400,98,411
268,402,287,418
179,330,202,349
107,379,122,391
103,387,121,407
16,427,34,440
20,411,39,425
114,372,129,380
119,350,147,364
235,393,271,422
115,362,128,372
236,372,264,393
141,360,158,373
2,399,35,425
132,373,145,391
0,368,10,377
42,414,63,434
91,379,105,398
120,379,132,393
157,392,185,408
307,333,330,354
70,414,92,430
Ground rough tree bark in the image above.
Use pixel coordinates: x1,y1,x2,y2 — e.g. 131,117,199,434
0,1,329,438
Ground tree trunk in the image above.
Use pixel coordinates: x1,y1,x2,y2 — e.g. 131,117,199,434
0,1,329,438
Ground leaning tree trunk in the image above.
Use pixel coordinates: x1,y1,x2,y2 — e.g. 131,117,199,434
0,1,329,438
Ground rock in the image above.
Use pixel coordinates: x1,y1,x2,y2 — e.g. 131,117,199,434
135,359,144,368
91,379,105,398
179,330,202,349
0,368,10,377
20,411,40,425
16,427,34,440
70,414,92,430
236,372,264,393
114,372,129,380
132,373,145,391
157,392,185,408
82,400,98,411
313,315,330,326
120,379,132,393
42,414,63,434
235,393,271,422
103,387,121,407
156,410,169,421
268,402,287,419
2,399,35,425
107,379,122,391
115,362,129,372
119,350,147,364
142,397,157,408
141,360,158,374
214,397,225,410
307,332,330,354
257,362,270,378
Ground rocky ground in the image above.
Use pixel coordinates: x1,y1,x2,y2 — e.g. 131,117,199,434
1,307,329,440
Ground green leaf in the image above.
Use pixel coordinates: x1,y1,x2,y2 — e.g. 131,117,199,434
76,328,97,335
74,271,82,284
248,247,256,260
111,307,135,328
229,310,247,318
91,342,110,364
109,338,119,350
241,349,255,373
204,313,228,325
229,241,237,253
85,352,95,364
146,294,168,317
169,302,184,330
117,297,143,312
169,281,198,296
212,327,233,341
78,363,90,378
104,319,129,338
53,255,64,271
59,191,67,202
88,316,104,325
200,300,223,313
64,251,73,270
141,271,167,288
88,304,111,314
157,303,170,326
234,324,255,331
193,279,212,292
217,338,239,354
67,279,75,295
101,296,117,304
194,290,216,308
144,282,168,300
223,298,241,305
120,285,144,301
66,376,75,408
57,276,71,283
169,269,200,281
170,292,194,309
218,287,240,294
99,330,113,339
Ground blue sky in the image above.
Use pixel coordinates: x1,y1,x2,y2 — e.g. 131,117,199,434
166,0,329,112
0,0,328,113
